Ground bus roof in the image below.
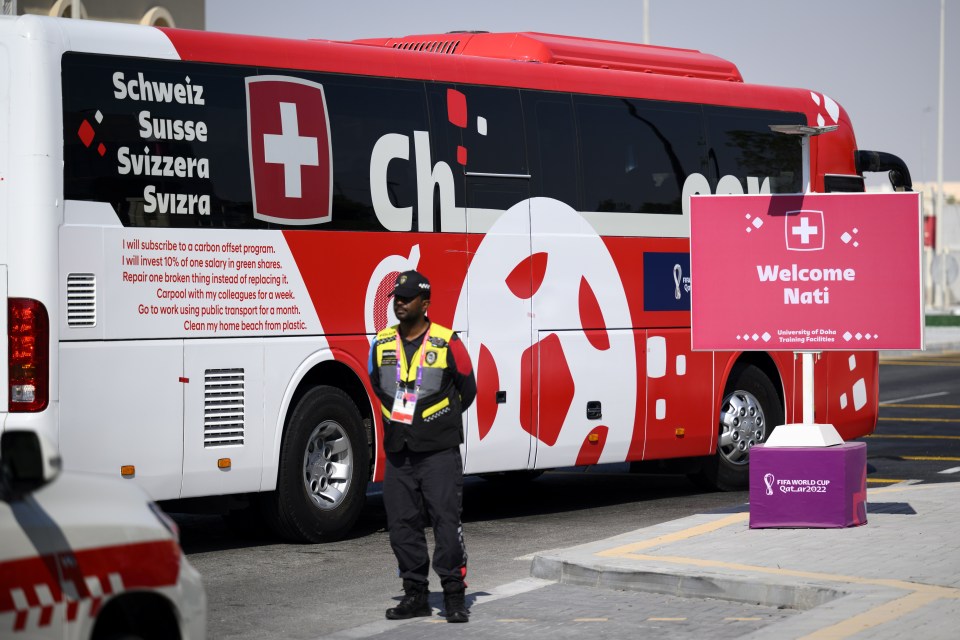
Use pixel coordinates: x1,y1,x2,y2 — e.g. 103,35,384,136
351,32,743,83
5,16,831,129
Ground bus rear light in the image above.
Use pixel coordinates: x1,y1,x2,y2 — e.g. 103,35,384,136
8,298,49,412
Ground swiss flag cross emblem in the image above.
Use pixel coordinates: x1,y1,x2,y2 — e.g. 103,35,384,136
245,76,333,224
784,209,825,251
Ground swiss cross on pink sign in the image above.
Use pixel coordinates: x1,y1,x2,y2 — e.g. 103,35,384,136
689,193,923,351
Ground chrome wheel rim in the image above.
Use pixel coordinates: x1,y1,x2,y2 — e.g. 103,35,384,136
718,390,766,466
302,420,353,510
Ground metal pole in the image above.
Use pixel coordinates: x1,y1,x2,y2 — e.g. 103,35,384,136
643,0,650,45
802,352,815,424
936,0,947,308
800,135,816,424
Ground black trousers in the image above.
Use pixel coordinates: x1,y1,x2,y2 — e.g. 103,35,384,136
384,447,467,589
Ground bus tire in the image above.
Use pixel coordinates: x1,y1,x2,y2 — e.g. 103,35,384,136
264,385,369,542
692,363,782,491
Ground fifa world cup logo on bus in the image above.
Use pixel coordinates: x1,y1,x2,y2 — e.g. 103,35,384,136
245,76,333,225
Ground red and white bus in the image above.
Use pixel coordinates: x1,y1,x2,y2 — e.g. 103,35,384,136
1,16,912,541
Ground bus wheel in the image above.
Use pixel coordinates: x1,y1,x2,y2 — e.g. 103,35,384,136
264,386,369,542
692,364,783,491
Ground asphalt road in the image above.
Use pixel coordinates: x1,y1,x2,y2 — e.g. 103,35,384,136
176,472,750,639
859,351,960,484
173,350,960,639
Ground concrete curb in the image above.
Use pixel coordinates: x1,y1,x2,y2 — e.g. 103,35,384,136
530,552,922,640
530,553,843,610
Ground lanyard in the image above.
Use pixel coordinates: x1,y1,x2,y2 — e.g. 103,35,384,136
395,325,431,391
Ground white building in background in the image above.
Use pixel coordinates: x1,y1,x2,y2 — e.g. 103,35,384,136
906,182,960,308
4,0,204,30
914,181,960,219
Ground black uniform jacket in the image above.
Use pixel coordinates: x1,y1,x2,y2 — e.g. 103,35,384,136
369,322,477,453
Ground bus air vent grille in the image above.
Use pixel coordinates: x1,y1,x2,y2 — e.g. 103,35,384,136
204,368,245,447
391,39,461,54
66,273,97,327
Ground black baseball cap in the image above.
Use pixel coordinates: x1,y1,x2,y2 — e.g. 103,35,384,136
390,270,431,299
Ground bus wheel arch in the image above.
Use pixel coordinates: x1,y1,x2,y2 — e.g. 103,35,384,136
284,359,376,465
692,354,785,491
262,360,374,542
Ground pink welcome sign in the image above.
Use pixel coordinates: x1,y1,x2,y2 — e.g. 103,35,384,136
690,193,922,351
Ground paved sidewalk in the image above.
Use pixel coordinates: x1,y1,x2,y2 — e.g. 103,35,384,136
531,481,960,639
323,482,960,639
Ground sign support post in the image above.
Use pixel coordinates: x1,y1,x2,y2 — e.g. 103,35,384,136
801,350,815,424
766,124,842,447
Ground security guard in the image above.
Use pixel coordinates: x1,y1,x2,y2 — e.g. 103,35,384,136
368,270,476,623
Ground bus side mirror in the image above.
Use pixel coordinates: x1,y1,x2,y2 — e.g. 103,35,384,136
0,430,62,498
855,150,913,192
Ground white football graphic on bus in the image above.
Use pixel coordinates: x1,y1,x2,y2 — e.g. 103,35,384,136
455,198,636,472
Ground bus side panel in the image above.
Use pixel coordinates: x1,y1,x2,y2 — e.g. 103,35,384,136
0,39,7,414
59,340,184,499
58,224,189,495
457,207,535,475
823,350,879,439
524,197,638,469
643,329,715,459
532,329,639,470
181,338,265,498
0,266,6,412
3,21,63,445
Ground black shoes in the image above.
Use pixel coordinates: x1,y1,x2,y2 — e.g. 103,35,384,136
385,587,431,620
386,582,469,623
443,585,469,623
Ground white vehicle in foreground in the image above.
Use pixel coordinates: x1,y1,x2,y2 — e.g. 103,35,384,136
0,430,206,639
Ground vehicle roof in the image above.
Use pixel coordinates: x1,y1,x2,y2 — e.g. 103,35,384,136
351,31,744,82
158,27,811,115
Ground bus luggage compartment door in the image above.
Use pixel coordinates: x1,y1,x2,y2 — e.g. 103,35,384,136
532,328,639,470
59,340,184,499
181,339,265,497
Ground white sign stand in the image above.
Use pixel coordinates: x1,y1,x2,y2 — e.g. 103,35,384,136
763,125,843,448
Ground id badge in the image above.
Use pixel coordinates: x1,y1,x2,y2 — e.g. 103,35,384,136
390,387,418,425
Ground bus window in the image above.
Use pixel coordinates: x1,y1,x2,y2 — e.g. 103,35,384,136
452,85,527,181
62,56,252,230
522,91,579,210
326,76,429,231
435,84,530,227
704,106,804,194
575,95,704,214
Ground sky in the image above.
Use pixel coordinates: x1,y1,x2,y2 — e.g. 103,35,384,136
205,0,958,188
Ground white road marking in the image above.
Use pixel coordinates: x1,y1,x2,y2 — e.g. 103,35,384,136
881,391,949,404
